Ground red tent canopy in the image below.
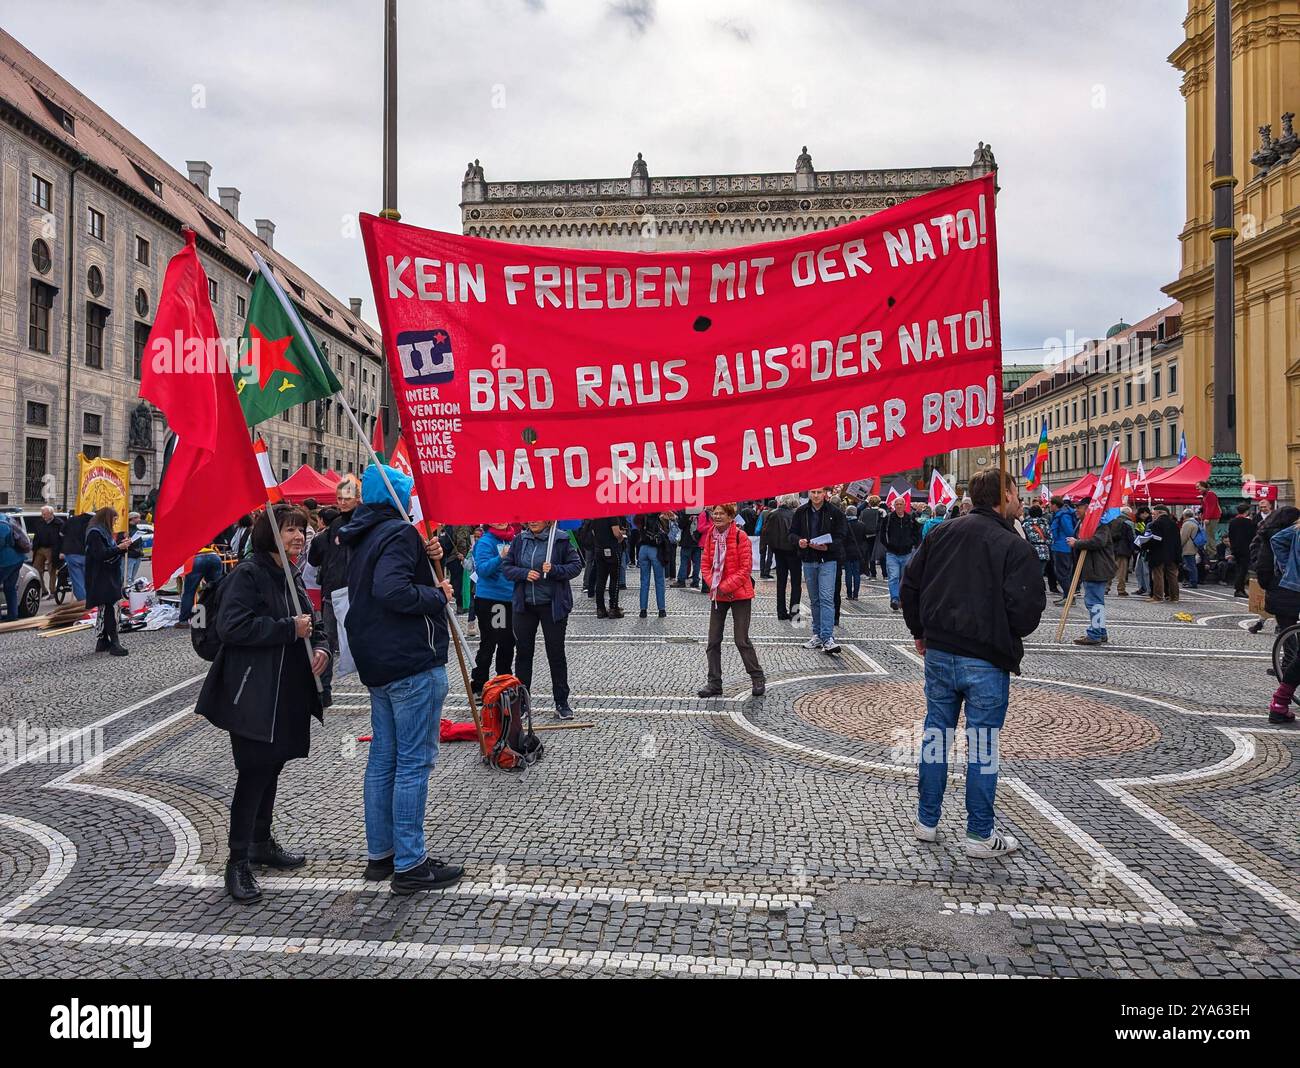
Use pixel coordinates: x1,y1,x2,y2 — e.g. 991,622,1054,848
1131,456,1209,504
325,470,341,483
279,465,338,504
1056,472,1097,501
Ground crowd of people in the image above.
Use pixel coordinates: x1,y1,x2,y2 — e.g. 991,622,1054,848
14,465,1290,900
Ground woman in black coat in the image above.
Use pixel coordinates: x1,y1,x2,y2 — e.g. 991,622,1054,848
195,504,330,904
85,506,130,656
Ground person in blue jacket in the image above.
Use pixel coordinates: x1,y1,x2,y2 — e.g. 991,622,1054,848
502,521,584,719
339,463,462,896
0,516,25,621
470,522,518,695
1048,496,1077,603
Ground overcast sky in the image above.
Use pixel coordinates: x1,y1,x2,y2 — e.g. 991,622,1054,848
14,0,1187,364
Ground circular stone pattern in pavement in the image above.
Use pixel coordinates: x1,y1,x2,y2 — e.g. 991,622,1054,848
797,681,1161,759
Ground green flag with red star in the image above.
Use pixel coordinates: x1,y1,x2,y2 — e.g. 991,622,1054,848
234,271,342,426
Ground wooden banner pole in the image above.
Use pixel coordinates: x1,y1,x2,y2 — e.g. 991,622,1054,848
1055,549,1088,643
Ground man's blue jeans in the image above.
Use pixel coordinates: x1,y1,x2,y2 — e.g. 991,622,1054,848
845,558,861,598
916,649,1010,839
364,665,448,873
802,559,836,642
0,564,21,621
676,546,701,584
179,552,224,621
1082,580,1107,640
1182,553,1198,588
65,553,86,601
885,550,913,602
638,544,665,611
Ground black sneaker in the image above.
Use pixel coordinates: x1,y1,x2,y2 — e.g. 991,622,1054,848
889,599,899,611
697,685,723,698
248,837,306,869
364,856,395,881
751,678,766,697
391,857,465,895
639,610,647,618
556,705,575,721
224,858,262,903
658,610,666,618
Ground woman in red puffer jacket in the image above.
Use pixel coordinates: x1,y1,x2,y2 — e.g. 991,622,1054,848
698,503,765,698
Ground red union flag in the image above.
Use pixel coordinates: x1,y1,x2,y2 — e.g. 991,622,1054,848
928,469,956,508
1078,443,1126,541
361,175,1002,524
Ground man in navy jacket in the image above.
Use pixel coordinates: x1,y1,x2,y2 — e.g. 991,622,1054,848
340,464,461,896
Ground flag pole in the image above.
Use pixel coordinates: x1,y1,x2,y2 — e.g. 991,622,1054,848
1055,551,1088,643
253,278,485,754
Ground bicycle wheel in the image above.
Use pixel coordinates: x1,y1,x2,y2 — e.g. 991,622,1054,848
1272,624,1300,686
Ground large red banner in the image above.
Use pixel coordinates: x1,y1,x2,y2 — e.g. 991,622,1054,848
361,174,1002,523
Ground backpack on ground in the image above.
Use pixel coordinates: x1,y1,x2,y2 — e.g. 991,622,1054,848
479,674,543,771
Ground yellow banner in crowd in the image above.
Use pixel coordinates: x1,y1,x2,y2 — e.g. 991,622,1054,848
75,453,130,533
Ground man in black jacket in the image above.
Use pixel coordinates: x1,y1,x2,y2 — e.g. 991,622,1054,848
1227,503,1257,597
788,487,846,652
672,508,701,588
590,515,625,618
761,495,801,620
859,496,882,577
1147,505,1183,603
879,496,921,611
901,469,1045,860
30,506,64,598
308,476,360,657
339,464,462,896
60,511,91,601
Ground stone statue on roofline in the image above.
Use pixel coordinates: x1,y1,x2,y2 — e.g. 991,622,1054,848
795,145,814,172
631,152,649,180
972,141,996,169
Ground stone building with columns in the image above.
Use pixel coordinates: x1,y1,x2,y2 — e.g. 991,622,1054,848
460,142,998,488
460,144,997,252
1164,0,1300,502
0,29,384,512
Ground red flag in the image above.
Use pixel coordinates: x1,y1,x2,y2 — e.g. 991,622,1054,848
139,231,264,583
884,485,911,513
927,469,956,508
1077,443,1125,541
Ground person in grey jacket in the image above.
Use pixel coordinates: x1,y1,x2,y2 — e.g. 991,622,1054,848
503,522,584,720
1067,500,1117,647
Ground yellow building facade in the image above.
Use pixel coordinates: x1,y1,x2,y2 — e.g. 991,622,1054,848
1165,0,1300,498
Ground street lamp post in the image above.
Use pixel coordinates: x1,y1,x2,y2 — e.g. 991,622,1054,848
1208,0,1244,511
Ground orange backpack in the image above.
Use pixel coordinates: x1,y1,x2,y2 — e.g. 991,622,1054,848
479,674,544,771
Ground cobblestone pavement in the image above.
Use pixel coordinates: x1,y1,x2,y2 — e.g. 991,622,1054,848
0,569,1296,978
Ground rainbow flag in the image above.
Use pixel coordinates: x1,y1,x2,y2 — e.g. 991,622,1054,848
1022,421,1049,490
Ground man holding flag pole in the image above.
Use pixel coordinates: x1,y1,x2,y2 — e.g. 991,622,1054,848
1056,442,1125,644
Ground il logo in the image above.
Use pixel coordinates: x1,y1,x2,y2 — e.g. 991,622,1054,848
395,329,454,385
